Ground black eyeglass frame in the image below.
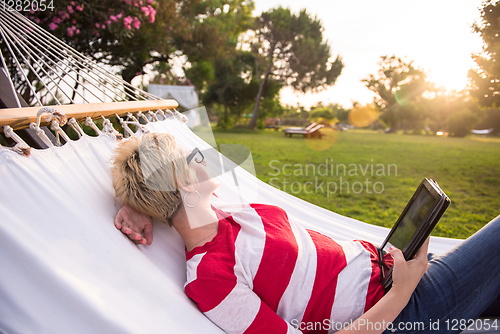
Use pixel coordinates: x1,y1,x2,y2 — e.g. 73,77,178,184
186,147,204,165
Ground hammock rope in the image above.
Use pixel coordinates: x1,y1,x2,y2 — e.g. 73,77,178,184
0,5,184,153
0,5,160,106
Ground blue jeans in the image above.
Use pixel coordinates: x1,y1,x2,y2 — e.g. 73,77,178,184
383,215,500,333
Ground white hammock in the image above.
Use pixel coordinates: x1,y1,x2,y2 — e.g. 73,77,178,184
0,5,463,333
0,114,462,334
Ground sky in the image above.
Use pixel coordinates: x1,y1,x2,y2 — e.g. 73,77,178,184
252,0,485,109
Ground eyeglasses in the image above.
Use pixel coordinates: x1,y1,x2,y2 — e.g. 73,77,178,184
186,147,204,165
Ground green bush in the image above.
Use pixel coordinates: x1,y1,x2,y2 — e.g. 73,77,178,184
447,110,478,137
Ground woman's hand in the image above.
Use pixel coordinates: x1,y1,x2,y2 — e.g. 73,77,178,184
114,205,154,245
337,238,430,333
389,237,430,296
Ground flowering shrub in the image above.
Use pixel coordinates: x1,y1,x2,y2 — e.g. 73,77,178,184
25,0,156,43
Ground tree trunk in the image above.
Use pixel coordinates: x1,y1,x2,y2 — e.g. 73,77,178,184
249,63,272,130
223,95,228,128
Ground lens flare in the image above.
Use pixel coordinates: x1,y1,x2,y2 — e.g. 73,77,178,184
348,104,379,128
394,89,410,106
305,127,339,151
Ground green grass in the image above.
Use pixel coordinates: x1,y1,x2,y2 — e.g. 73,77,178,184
211,127,500,239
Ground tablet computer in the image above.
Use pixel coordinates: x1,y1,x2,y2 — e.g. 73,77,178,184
379,178,450,290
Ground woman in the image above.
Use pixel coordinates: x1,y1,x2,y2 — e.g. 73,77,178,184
111,132,500,334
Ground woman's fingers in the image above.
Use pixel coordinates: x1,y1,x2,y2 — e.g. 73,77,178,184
114,211,124,229
415,237,430,260
119,221,144,244
114,205,154,245
390,239,430,294
389,246,405,264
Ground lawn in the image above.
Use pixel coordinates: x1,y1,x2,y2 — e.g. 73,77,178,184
210,127,500,239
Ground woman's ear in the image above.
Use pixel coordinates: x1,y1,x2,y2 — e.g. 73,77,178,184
178,183,195,194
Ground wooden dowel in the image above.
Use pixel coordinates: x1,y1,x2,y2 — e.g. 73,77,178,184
0,100,179,130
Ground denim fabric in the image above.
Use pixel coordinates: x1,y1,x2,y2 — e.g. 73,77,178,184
383,215,500,334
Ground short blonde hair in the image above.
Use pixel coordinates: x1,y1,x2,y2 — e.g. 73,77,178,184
110,133,198,225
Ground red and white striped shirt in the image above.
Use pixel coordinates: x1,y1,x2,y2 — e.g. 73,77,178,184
184,203,387,334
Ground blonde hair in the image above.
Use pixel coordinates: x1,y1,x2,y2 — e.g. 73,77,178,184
110,133,198,226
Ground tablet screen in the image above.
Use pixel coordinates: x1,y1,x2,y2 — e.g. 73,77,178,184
384,187,436,251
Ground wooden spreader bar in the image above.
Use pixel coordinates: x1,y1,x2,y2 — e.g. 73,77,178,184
0,100,179,130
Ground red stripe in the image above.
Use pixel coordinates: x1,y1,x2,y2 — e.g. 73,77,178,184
302,230,347,334
185,213,241,312
251,204,299,312
356,240,387,312
244,300,289,334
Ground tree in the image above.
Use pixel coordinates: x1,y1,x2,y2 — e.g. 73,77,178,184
248,7,343,130
447,109,478,137
203,53,282,128
23,0,161,84
174,0,255,91
202,51,256,127
183,0,257,126
12,0,255,104
469,0,500,107
363,55,432,132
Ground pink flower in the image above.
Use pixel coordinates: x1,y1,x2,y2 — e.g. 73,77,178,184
123,0,131,5
149,7,156,23
70,1,75,5
141,6,150,16
132,17,141,29
168,26,172,31
49,22,58,30
109,15,118,22
106,20,112,25
35,18,41,23
101,24,107,29
67,5,73,13
123,16,133,25
148,0,153,3
67,26,77,37
95,23,100,28
76,5,83,11
76,29,80,34
52,17,62,24
123,16,133,29
60,11,70,20
29,9,34,14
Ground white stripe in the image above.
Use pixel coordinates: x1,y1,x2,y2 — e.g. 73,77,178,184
276,216,317,324
204,283,261,334
230,206,266,289
184,252,206,288
328,241,372,333
203,206,304,334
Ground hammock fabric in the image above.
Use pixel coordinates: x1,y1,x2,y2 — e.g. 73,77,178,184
0,116,462,334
